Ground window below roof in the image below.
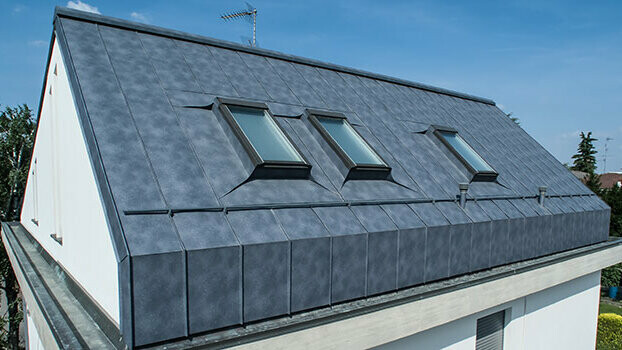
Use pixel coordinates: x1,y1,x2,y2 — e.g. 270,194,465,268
476,310,505,350
308,110,390,180
434,127,497,181
218,98,310,179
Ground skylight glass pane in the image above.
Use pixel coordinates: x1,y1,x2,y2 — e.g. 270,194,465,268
228,105,302,162
438,131,494,172
317,117,384,165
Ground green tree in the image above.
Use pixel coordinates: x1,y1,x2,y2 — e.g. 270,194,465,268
0,104,35,349
586,172,603,194
570,132,601,193
600,185,622,298
571,131,598,174
601,185,622,237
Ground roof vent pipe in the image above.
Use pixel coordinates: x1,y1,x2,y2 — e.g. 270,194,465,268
538,186,547,206
458,183,469,208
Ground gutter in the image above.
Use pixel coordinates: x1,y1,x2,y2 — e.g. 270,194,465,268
1,222,122,349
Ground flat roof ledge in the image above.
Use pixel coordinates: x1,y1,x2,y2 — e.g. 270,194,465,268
1,222,122,349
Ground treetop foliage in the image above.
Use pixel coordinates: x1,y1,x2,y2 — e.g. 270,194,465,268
0,104,34,349
571,131,598,174
0,104,35,221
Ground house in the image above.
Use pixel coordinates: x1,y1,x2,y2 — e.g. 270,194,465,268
571,170,588,183
600,172,622,189
2,6,622,349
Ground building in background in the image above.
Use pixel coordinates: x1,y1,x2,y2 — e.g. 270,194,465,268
571,170,588,183
2,7,622,350
600,172,622,188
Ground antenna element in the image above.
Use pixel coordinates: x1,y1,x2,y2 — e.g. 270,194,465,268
603,137,614,173
221,3,257,47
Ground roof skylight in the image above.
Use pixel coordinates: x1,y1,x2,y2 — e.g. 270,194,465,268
228,105,303,162
434,128,497,181
219,99,310,179
309,111,390,180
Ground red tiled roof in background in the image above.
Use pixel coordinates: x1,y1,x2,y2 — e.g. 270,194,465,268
600,173,622,188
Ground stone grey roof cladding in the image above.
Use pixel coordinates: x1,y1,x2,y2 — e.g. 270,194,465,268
50,7,610,348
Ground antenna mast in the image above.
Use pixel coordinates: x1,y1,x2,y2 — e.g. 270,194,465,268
603,137,613,173
221,3,257,47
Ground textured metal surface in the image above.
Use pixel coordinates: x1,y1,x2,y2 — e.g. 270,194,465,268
477,200,510,267
226,210,290,321
314,206,368,303
131,253,187,346
352,205,398,295
51,8,612,348
274,208,331,312
173,212,241,333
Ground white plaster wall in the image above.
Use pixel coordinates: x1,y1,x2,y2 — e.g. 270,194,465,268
26,309,45,350
523,271,601,350
376,299,525,350
20,38,119,324
376,272,600,350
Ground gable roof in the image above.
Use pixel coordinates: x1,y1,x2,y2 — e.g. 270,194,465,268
600,172,622,188
47,6,609,348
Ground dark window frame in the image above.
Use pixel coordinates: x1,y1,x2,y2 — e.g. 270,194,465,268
432,125,498,182
306,109,391,180
217,97,311,179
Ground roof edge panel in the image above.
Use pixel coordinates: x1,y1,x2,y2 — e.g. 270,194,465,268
53,6,496,106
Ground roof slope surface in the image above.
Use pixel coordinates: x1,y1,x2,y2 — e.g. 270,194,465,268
50,7,610,348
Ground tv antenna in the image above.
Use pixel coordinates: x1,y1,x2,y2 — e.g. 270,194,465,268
221,2,257,47
603,137,613,173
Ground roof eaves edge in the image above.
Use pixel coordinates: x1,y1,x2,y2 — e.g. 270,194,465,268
53,6,496,106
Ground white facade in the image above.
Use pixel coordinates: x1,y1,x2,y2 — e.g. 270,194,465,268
25,309,45,350
20,38,119,324
377,271,601,349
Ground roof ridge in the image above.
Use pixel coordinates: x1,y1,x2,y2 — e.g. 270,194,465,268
53,6,496,106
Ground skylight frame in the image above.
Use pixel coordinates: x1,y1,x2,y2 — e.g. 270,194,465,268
433,125,498,182
218,97,311,179
307,109,391,180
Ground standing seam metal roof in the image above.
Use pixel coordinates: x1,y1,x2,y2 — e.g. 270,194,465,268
48,6,610,348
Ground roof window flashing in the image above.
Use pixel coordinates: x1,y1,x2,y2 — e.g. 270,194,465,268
433,126,498,182
307,109,391,181
218,98,311,179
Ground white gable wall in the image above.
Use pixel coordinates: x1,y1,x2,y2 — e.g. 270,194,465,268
375,271,600,349
21,38,119,324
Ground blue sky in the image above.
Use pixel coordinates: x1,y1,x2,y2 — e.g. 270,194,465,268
2,0,621,172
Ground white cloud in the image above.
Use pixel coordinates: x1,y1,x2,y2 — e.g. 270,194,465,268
66,1,100,14
28,40,47,47
130,12,148,23
13,5,26,13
